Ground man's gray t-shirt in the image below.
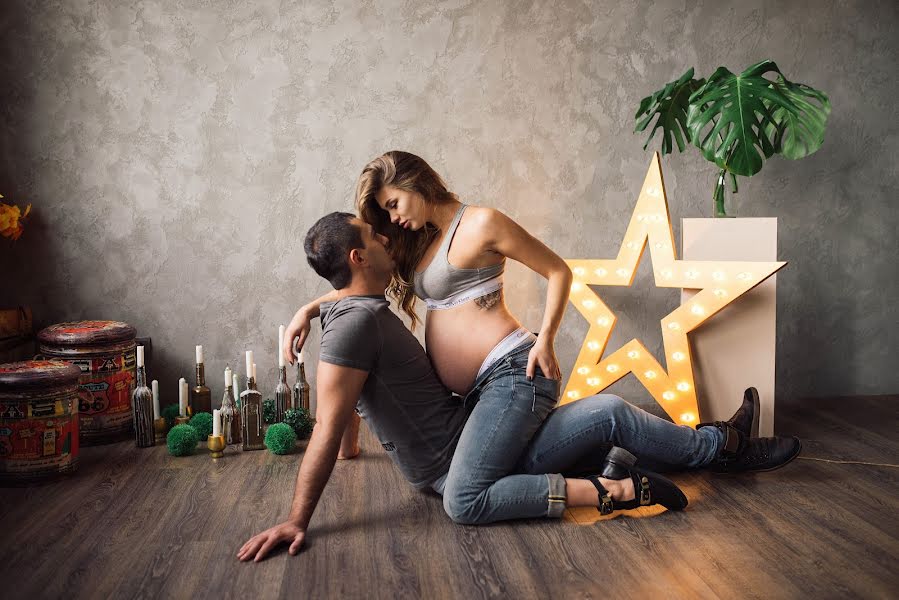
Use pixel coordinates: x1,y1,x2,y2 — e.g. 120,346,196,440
319,295,468,489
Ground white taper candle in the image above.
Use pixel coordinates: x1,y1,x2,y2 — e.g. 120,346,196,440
245,351,253,378
225,367,232,387
178,378,187,416
212,409,221,437
196,345,203,364
137,345,145,368
152,380,160,419
252,363,257,381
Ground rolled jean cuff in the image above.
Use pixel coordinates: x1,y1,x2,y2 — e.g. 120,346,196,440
546,473,567,518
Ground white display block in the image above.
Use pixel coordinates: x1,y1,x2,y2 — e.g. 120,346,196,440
681,218,778,436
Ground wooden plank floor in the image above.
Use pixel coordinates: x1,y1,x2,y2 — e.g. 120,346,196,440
1,395,897,599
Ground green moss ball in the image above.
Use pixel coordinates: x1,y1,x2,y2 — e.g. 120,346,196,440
262,399,277,424
188,412,213,438
265,423,297,455
167,424,199,456
161,404,180,429
283,408,313,439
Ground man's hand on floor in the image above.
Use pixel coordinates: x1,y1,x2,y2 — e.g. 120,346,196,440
237,521,305,562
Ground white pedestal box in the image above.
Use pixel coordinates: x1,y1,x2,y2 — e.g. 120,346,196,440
681,218,779,436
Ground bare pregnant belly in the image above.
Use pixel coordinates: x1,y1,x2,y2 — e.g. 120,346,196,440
425,303,523,395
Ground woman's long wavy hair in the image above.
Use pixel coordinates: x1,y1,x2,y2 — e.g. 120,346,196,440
355,150,457,328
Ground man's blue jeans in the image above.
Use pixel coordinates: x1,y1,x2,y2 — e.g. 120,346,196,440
431,341,724,524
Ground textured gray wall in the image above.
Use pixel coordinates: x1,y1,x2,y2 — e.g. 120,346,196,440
2,0,897,417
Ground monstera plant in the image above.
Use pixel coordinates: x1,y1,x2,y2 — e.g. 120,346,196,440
635,60,831,216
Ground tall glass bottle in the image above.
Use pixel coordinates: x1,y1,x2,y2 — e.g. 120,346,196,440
294,349,310,413
221,367,241,445
190,344,212,415
241,351,264,451
274,325,292,422
132,346,155,447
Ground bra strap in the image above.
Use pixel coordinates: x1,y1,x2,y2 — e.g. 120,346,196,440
437,203,467,258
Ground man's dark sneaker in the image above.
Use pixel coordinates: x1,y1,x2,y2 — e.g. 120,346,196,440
700,421,802,473
729,387,760,438
584,446,689,514
700,387,760,438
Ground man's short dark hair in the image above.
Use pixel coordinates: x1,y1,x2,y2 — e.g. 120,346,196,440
304,212,365,289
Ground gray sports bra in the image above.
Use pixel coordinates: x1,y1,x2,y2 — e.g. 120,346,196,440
413,204,505,309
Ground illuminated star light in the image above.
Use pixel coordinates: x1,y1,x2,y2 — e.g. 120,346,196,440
562,153,787,427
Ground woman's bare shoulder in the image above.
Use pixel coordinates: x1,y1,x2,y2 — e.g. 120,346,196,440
461,205,514,232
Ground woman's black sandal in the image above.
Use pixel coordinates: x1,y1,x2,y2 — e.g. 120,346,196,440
585,446,689,515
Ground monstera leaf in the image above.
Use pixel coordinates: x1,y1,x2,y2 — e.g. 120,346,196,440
634,68,705,154
635,60,830,215
765,77,831,160
687,60,806,177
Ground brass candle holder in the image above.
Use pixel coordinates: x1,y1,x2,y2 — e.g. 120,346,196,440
154,417,167,443
207,434,225,458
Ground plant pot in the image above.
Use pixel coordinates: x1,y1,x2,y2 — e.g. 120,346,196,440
680,217,779,436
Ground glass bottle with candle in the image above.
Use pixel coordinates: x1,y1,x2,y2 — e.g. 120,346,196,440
221,368,241,445
294,349,310,414
241,351,264,451
132,346,155,447
274,325,292,422
190,345,212,416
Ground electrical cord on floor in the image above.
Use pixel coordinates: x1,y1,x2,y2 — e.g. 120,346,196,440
796,456,899,468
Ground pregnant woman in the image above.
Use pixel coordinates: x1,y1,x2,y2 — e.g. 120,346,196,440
285,150,690,523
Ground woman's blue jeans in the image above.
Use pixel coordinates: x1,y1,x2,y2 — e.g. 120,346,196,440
431,342,723,524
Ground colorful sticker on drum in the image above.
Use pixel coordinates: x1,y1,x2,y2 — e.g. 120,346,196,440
76,350,136,435
0,401,79,473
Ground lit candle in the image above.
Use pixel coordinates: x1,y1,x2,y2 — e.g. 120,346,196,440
212,409,221,437
245,351,253,378
224,367,232,387
152,380,160,419
179,378,187,416
278,325,286,368
196,344,204,364
137,345,145,368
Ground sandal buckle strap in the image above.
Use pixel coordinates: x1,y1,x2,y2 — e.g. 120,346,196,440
638,476,651,506
599,492,614,515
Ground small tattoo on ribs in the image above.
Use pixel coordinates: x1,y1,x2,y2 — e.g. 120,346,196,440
475,290,502,310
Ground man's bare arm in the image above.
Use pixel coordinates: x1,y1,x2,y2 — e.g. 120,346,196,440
282,290,340,365
238,361,367,561
337,412,361,460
